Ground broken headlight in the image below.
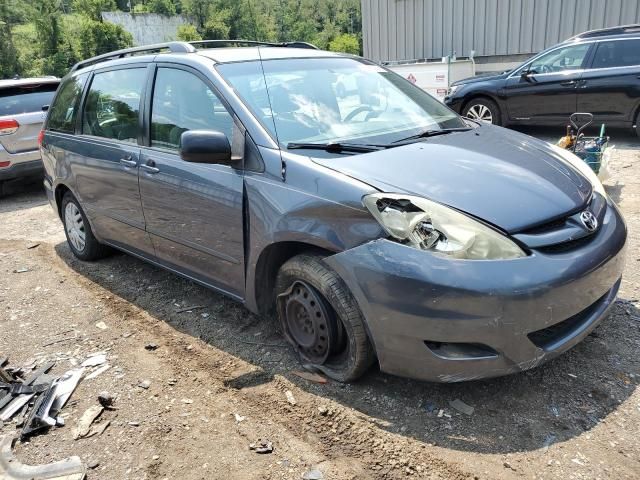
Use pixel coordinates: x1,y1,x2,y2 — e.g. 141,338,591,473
363,193,525,260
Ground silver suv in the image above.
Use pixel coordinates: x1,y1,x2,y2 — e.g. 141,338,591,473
0,77,60,193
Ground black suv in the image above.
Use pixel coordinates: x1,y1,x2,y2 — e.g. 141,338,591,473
444,24,640,136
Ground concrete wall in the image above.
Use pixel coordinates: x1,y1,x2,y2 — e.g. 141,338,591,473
101,12,192,46
362,0,640,63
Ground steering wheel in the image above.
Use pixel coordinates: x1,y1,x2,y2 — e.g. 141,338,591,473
344,105,375,122
538,64,553,74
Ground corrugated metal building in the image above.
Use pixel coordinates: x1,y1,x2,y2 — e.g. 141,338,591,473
362,0,640,68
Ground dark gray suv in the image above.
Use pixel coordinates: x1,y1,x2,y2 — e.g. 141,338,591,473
41,41,626,383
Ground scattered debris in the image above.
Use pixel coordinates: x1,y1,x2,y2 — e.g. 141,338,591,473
302,469,324,480
89,419,111,437
249,440,273,454
317,405,329,416
13,267,30,273
73,405,103,439
0,435,86,480
26,242,40,249
181,398,193,404
567,373,578,379
423,401,437,413
144,343,159,351
449,398,474,416
128,421,140,427
97,391,114,408
20,368,84,441
81,353,107,367
87,459,100,469
234,413,246,423
291,370,328,384
285,390,297,405
85,364,110,380
176,305,205,313
95,321,108,330
138,380,151,390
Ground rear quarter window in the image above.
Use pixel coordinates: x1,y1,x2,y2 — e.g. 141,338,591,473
592,39,640,68
0,83,59,117
47,74,89,133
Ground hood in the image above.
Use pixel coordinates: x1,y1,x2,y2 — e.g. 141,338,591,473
312,125,592,233
452,71,509,86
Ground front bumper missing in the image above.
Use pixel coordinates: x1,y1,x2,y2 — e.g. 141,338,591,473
324,199,626,382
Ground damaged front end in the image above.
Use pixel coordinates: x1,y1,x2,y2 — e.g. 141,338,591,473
324,193,626,382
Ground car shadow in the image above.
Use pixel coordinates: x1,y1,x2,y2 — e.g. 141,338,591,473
54,241,639,455
0,180,47,212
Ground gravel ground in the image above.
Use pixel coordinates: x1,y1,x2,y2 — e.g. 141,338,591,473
0,127,638,480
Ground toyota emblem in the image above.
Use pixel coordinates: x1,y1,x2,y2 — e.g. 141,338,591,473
580,210,598,232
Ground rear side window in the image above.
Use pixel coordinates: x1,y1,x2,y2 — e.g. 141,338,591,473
592,39,640,69
0,83,58,117
150,68,235,150
47,74,88,133
82,68,146,143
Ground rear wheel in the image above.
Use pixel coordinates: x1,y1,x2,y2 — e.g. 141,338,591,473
275,254,375,382
462,98,501,125
61,192,110,261
635,110,640,138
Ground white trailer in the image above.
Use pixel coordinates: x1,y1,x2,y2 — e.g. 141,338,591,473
385,58,476,101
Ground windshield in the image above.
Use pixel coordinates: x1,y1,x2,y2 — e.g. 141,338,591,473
217,57,466,147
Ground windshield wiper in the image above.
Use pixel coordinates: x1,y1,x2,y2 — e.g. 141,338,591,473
286,142,384,153
391,127,472,144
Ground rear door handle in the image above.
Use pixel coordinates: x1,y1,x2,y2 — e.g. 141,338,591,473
119,156,137,168
560,80,577,86
140,160,159,174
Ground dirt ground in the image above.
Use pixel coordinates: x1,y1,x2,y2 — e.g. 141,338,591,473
1,127,639,480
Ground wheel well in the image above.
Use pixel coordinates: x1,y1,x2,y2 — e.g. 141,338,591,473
254,241,334,315
54,184,71,219
461,94,499,114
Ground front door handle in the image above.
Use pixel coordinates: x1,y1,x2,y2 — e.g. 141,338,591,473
140,160,159,174
119,156,137,168
560,80,577,86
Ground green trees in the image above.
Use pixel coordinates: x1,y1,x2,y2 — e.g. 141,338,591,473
2,0,363,80
181,0,362,53
5,0,132,78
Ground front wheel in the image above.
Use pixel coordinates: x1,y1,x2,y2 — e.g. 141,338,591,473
462,98,501,125
275,254,375,382
61,192,110,261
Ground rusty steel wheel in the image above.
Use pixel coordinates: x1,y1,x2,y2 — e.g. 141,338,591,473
280,280,342,364
275,254,375,382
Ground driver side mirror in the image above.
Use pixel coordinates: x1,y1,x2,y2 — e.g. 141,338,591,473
520,69,535,82
179,130,238,166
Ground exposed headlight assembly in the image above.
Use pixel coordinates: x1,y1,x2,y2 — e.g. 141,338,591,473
363,193,525,260
447,85,459,96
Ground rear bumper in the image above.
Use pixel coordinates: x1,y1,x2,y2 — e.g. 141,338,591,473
0,144,42,181
0,159,43,181
325,199,627,382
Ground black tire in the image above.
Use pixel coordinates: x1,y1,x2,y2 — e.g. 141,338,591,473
462,97,502,126
61,192,110,261
635,111,640,138
275,254,375,382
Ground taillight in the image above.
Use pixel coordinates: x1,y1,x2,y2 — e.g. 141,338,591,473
0,119,19,135
38,129,45,147
0,161,10,168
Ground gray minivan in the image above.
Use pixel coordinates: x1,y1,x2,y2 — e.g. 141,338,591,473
41,41,626,383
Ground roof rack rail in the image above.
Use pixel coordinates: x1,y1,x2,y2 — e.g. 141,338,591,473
568,24,640,41
70,41,196,73
188,39,319,50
